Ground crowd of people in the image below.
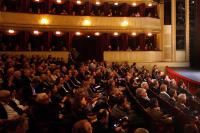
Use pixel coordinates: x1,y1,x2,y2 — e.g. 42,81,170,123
0,1,158,18
0,54,200,133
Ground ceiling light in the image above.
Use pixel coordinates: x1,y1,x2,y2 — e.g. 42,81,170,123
147,33,152,36
114,2,118,6
94,32,100,36
148,3,152,7
82,19,91,26
56,0,62,4
114,32,119,36
96,1,100,5
40,18,49,25
87,35,90,38
35,0,40,2
77,0,81,5
75,32,81,36
121,20,128,27
33,30,39,35
131,32,137,36
55,31,62,35
8,29,15,34
132,2,137,6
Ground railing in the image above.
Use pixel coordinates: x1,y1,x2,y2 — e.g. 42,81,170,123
166,67,200,95
104,51,162,63
0,51,69,63
0,12,161,32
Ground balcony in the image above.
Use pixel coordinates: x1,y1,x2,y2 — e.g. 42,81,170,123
0,12,161,32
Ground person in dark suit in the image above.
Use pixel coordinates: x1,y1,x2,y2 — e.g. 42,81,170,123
145,98,173,124
72,119,93,133
136,88,150,108
177,80,193,98
159,84,170,102
176,93,190,113
168,89,177,106
92,109,114,133
0,90,27,133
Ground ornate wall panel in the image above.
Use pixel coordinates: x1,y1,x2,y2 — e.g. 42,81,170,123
0,12,161,32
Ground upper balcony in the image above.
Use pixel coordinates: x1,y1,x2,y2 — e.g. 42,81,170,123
0,12,161,32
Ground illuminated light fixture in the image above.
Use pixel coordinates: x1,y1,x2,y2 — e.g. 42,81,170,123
8,29,15,34
96,1,100,5
55,31,62,35
121,20,128,27
40,18,49,25
82,19,91,26
94,32,100,36
147,33,152,36
56,0,62,4
131,32,137,36
132,2,137,6
87,35,90,38
191,0,195,4
148,3,152,7
76,0,81,5
114,2,118,6
33,30,40,35
35,0,40,2
113,32,119,36
75,32,81,36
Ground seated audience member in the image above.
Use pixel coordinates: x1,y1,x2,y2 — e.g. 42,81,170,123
141,82,151,97
168,89,177,106
0,90,28,133
177,80,193,98
72,92,89,121
111,96,144,129
176,93,190,113
184,123,199,133
92,109,114,133
150,79,160,95
136,88,150,108
29,93,61,132
159,84,170,102
146,98,173,124
134,128,149,133
72,119,93,133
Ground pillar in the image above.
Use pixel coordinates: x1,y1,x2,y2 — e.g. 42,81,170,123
185,0,190,61
171,0,176,61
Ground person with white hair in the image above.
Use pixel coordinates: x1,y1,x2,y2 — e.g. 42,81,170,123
0,90,28,133
176,93,190,113
141,82,149,90
136,88,150,108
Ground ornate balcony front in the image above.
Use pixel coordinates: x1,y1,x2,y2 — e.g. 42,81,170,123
0,12,161,33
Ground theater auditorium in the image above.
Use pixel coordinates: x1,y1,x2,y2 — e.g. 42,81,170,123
0,0,200,133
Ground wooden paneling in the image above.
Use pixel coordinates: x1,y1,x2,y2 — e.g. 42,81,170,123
104,51,162,62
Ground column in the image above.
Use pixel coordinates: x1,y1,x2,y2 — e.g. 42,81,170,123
193,0,200,67
120,34,128,50
139,34,145,50
159,3,164,51
47,32,52,51
103,2,110,16
48,0,53,13
67,32,73,50
121,3,129,16
185,0,189,61
66,1,73,15
171,0,176,61
139,3,145,17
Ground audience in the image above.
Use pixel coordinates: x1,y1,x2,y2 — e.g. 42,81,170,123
0,54,199,133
